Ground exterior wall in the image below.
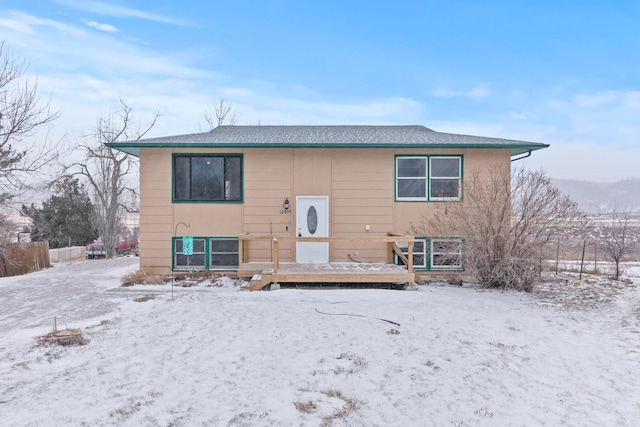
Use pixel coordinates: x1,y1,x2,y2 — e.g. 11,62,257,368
138,146,512,274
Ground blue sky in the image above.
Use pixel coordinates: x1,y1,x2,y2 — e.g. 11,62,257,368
1,0,639,181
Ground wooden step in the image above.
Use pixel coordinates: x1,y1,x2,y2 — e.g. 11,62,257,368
249,274,272,291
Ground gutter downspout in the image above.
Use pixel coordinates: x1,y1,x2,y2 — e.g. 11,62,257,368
511,150,532,162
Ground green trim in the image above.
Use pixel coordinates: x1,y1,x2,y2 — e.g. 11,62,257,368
107,142,548,158
427,237,465,271
171,153,244,204
394,236,465,271
172,236,239,271
395,155,464,202
172,236,209,271
209,237,240,271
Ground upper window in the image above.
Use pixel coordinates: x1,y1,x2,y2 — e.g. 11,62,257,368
396,156,461,201
174,155,242,202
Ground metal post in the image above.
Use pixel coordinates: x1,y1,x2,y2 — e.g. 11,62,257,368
555,237,560,275
173,222,190,301
579,240,586,280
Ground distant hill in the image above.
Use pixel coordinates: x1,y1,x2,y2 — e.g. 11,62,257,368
553,178,640,213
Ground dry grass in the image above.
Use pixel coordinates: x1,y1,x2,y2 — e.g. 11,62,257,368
294,387,365,425
320,389,364,425
121,270,170,286
293,400,318,413
38,329,87,347
122,270,238,287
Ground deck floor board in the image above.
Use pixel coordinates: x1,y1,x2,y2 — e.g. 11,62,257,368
239,262,415,290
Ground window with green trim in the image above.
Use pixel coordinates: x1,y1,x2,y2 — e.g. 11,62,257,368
210,238,239,270
174,155,242,202
396,156,461,201
395,237,463,271
172,237,239,271
395,239,427,269
430,238,463,270
174,237,207,270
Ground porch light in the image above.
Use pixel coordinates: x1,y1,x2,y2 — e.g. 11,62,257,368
283,198,290,211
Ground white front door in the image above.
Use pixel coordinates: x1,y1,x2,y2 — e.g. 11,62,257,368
296,196,329,263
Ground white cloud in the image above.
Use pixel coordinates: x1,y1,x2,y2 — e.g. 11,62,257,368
0,16,33,34
0,11,85,36
82,19,118,33
507,111,536,120
623,91,640,109
521,141,640,181
430,84,491,99
53,0,190,26
574,91,617,108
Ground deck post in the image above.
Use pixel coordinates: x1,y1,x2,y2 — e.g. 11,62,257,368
407,238,414,275
272,236,279,274
238,237,244,269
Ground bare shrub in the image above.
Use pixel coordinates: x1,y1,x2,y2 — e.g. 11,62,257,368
592,211,640,280
38,329,87,347
412,168,587,291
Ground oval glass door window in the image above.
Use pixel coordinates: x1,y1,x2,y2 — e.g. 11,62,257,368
307,206,318,234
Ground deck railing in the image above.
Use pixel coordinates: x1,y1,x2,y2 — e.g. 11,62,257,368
237,233,415,274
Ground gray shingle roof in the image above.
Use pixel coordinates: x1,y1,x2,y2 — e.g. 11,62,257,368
107,125,549,157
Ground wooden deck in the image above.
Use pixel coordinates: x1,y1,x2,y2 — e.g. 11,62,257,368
239,262,415,291
237,233,419,290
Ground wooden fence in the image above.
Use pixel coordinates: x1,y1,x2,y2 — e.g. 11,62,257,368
0,242,51,277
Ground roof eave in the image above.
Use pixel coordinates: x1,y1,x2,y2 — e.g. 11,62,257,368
107,141,550,156
105,143,141,157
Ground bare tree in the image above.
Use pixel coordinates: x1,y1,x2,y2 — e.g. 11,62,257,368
203,98,238,130
72,99,158,257
595,211,639,280
411,167,588,291
0,41,60,205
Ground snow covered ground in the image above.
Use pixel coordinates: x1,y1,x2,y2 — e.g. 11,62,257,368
1,257,639,426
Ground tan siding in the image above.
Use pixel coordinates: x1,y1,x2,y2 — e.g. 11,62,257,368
392,148,512,234
242,149,294,263
333,198,392,208
137,146,512,273
329,149,393,261
139,206,173,217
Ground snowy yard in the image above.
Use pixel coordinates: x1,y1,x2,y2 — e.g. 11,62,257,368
1,258,640,426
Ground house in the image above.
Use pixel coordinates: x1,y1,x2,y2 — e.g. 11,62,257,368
107,125,548,283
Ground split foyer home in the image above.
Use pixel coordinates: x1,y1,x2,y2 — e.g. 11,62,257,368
108,125,548,286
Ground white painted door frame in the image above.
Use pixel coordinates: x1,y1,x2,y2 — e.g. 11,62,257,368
296,196,329,263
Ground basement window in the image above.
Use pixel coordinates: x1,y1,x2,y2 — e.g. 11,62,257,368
395,239,427,269
430,238,463,270
210,238,239,270
174,237,207,270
